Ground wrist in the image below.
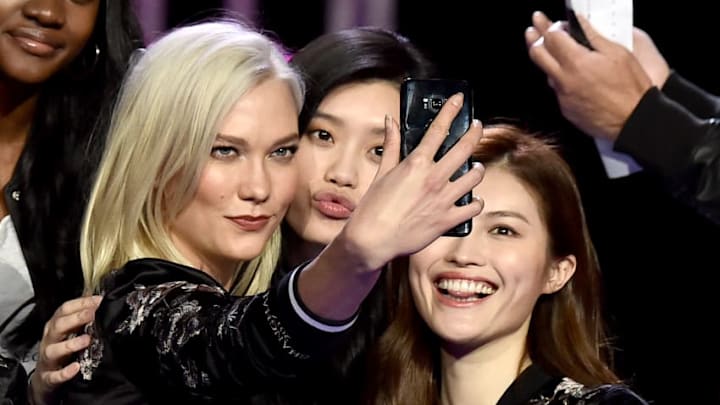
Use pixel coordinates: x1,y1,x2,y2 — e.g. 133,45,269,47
331,225,387,273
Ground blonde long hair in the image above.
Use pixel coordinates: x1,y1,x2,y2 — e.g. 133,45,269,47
80,20,303,296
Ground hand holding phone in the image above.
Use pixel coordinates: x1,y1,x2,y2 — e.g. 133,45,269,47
400,78,474,237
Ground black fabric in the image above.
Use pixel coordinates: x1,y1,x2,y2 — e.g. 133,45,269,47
497,364,647,405
0,354,27,405
63,258,353,404
662,72,720,118
616,86,720,224
268,255,390,405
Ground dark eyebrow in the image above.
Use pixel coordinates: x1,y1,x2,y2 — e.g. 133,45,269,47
312,110,386,138
484,210,530,224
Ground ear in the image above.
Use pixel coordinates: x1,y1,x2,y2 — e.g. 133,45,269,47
543,255,576,294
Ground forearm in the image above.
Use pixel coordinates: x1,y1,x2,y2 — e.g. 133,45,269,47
298,230,381,322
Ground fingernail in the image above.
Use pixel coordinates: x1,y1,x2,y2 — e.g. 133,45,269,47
471,119,482,127
472,161,483,170
450,93,464,106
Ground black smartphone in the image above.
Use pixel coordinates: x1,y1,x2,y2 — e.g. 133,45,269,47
565,8,594,50
400,78,473,237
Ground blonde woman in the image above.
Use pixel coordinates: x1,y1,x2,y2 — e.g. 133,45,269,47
62,19,485,403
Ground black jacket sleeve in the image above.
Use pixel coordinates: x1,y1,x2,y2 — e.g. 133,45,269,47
615,86,720,224
91,259,355,402
662,71,720,118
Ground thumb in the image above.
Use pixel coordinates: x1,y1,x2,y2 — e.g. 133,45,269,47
575,13,615,52
376,115,401,179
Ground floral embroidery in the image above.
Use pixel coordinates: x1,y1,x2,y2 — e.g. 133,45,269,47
116,281,224,336
529,378,645,404
112,281,226,389
217,294,254,337
555,377,590,398
78,322,104,381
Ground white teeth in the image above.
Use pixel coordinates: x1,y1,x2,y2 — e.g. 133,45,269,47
436,278,496,295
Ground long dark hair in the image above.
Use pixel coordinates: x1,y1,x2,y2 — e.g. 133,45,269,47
367,125,618,404
6,0,144,350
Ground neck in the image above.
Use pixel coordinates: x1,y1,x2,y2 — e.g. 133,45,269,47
439,332,531,405
281,223,325,269
169,233,238,290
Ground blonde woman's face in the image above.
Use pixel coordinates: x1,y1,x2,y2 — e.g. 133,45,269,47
170,78,300,285
408,167,574,353
285,81,399,245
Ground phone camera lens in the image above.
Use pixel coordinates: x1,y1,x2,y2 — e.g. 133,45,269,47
427,96,445,112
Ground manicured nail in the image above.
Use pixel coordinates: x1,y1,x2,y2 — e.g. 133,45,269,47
450,93,464,106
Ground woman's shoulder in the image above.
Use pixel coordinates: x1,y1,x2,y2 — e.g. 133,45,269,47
100,258,225,296
93,258,229,341
536,377,649,405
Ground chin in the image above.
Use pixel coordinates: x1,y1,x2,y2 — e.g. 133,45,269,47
429,320,484,348
227,237,271,261
302,224,340,246
437,332,485,357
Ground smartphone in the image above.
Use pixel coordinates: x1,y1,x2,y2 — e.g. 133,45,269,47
400,78,473,237
565,8,594,50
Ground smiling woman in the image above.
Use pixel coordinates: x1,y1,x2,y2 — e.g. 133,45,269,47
366,125,650,405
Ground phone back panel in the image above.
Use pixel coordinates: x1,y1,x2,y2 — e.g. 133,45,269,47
400,78,474,236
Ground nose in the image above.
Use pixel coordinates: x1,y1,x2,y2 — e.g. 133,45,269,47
444,227,487,268
23,0,66,28
239,160,271,203
323,147,358,188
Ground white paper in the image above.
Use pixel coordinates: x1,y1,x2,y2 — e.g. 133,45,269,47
565,0,641,178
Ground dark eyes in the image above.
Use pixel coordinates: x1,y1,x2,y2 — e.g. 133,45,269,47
490,226,517,237
309,129,333,143
307,128,383,160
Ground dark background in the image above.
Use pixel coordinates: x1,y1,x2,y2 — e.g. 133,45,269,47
165,2,720,403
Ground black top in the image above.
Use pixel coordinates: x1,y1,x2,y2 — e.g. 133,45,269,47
497,364,648,405
62,258,355,404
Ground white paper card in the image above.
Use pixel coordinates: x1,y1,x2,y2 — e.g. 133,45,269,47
565,0,641,178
